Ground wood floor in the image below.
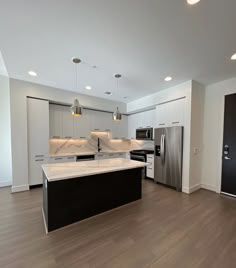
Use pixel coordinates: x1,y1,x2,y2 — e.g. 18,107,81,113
1,181,236,268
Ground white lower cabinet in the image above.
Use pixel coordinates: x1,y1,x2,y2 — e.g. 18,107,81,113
29,157,50,186
50,156,76,163
29,156,76,186
95,154,108,160
146,154,154,179
95,152,127,160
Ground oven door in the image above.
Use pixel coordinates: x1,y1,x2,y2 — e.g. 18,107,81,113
136,128,153,140
130,154,146,179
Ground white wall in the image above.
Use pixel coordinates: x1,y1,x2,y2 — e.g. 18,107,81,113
201,77,236,193
0,75,12,187
10,78,127,192
127,81,192,113
188,81,205,193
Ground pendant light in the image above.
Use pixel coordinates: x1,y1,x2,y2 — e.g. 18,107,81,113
113,74,122,121
71,58,83,116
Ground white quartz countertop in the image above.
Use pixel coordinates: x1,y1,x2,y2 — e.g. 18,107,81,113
42,158,149,182
50,151,129,157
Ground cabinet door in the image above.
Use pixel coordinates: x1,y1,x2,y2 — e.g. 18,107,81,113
128,114,136,139
29,157,49,185
74,109,90,139
27,98,49,157
62,106,74,139
169,98,185,126
49,104,63,139
112,115,128,139
95,154,108,160
128,114,137,139
146,154,154,179
156,103,169,128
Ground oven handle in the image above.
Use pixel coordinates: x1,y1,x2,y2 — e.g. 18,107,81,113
130,155,146,161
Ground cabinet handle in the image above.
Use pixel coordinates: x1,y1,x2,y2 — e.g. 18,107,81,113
35,159,44,162
52,136,60,139
65,136,72,139
146,126,151,128
55,158,63,160
105,129,110,131
94,129,100,131
35,155,44,157
172,122,179,124
80,137,86,139
159,123,165,126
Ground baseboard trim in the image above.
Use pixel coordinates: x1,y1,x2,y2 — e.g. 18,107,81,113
201,184,216,192
0,180,12,187
182,184,201,194
11,184,29,193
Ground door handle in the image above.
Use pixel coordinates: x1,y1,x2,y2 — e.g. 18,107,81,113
224,156,231,160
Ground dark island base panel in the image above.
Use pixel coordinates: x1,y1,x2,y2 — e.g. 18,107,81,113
43,168,142,232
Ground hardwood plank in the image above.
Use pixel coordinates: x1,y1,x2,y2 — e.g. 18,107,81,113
0,181,236,268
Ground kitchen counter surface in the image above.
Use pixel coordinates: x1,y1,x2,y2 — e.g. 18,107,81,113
42,158,148,182
49,151,130,157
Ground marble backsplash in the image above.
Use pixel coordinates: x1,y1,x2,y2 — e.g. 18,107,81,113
50,132,154,155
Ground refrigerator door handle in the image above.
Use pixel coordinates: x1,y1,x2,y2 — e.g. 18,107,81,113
160,134,166,165
160,134,163,164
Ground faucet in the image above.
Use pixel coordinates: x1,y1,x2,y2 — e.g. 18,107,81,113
97,138,102,152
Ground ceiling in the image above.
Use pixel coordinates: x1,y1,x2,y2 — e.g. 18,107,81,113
0,0,236,103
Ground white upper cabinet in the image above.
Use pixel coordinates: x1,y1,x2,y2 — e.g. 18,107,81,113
128,110,155,139
62,106,74,139
112,115,128,139
27,98,49,157
169,98,185,126
74,109,91,139
49,104,128,139
155,98,185,128
49,104,63,138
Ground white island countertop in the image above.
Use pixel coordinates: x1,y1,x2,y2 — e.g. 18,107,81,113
42,158,149,182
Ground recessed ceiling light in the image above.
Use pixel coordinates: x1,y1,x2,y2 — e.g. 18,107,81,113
231,53,236,60
28,70,37,77
187,0,201,5
85,86,92,90
164,76,172,82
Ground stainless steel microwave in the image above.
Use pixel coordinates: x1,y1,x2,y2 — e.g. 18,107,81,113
136,128,153,140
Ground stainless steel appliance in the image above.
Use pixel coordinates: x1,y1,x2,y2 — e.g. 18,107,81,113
136,128,153,140
130,149,154,179
76,155,95,162
154,127,183,191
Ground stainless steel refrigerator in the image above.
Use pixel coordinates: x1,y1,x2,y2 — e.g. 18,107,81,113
154,126,183,191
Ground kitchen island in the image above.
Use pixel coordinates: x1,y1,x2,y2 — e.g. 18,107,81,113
42,158,148,233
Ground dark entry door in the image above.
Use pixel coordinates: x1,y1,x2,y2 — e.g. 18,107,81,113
221,93,236,196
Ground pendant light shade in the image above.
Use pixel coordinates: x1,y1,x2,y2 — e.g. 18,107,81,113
71,58,82,116
71,99,82,116
113,74,122,121
113,107,122,121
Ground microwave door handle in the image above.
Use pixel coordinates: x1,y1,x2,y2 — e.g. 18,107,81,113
146,129,148,138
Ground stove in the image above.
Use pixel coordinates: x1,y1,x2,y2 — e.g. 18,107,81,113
130,149,154,155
